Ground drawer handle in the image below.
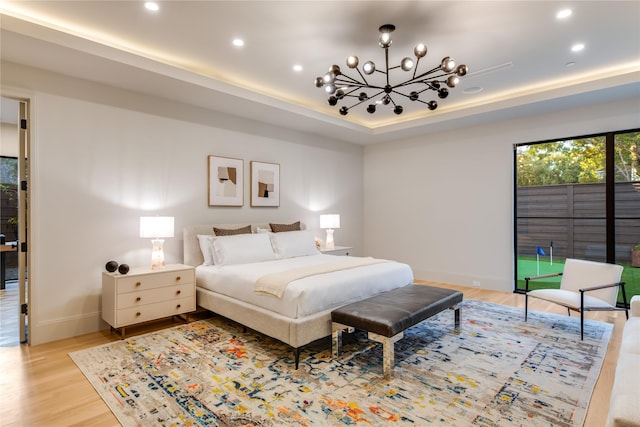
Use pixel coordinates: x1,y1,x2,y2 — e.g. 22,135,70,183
176,290,181,295
136,297,141,302
176,304,181,309
135,282,141,287
135,312,141,317
175,276,181,281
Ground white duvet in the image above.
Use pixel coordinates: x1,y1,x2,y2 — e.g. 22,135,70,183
196,254,414,319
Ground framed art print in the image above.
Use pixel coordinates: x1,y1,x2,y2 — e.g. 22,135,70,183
208,155,243,206
250,161,280,207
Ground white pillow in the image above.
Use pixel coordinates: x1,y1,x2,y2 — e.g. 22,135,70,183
211,233,276,265
256,227,271,233
197,234,216,265
270,230,320,259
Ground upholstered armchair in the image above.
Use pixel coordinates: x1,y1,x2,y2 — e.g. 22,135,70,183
524,258,628,340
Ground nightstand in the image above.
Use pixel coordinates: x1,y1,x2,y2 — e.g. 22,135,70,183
102,264,196,337
320,246,352,256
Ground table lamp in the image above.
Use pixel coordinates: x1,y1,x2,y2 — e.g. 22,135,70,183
320,214,340,250
140,216,174,269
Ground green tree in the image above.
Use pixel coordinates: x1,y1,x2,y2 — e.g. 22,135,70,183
517,131,639,187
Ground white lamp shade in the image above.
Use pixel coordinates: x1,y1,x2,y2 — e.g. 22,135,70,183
320,214,340,229
140,216,174,238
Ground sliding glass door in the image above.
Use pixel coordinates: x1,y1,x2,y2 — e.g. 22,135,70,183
514,129,639,304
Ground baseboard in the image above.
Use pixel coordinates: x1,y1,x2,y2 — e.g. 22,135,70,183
30,311,106,345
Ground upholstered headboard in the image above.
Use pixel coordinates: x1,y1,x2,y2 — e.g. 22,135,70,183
183,222,306,267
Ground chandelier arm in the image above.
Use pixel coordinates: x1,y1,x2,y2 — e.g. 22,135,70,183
335,73,365,86
344,94,378,111
369,90,386,99
334,75,387,91
412,57,422,79
354,68,370,86
390,90,433,106
385,47,390,87
391,72,446,90
342,87,362,97
392,72,453,91
410,66,444,82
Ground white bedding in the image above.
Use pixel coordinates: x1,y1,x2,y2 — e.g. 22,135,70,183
196,254,414,318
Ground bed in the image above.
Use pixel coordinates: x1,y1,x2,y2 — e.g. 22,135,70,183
183,222,414,366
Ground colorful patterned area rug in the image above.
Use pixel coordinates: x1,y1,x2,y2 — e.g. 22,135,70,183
69,299,612,426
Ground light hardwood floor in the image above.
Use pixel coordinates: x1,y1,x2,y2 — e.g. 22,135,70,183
0,282,626,426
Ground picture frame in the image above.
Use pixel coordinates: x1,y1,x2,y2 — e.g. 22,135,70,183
208,155,243,206
250,161,280,207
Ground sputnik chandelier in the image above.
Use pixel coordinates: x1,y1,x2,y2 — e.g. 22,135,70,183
315,24,468,116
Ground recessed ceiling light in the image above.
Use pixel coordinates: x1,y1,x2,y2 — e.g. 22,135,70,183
293,64,303,72
463,86,483,95
556,9,572,19
144,2,159,12
571,43,585,52
232,38,244,47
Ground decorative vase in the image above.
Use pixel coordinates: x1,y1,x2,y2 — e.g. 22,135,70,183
118,264,130,274
105,260,118,272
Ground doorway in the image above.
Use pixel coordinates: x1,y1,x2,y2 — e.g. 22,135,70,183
0,96,30,346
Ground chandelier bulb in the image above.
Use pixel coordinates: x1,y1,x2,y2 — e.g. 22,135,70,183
324,84,336,94
409,91,419,101
363,61,376,75
441,56,456,72
456,64,468,76
446,75,459,88
329,64,342,76
427,100,438,110
323,72,335,84
336,89,345,100
379,33,392,48
382,95,391,105
378,24,395,48
367,104,376,114
339,106,349,116
393,105,403,115
347,56,359,68
438,88,449,99
328,96,338,106
414,43,427,58
401,57,414,71
358,92,368,101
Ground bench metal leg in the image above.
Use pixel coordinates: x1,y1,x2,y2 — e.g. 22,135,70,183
369,331,403,379
452,305,461,329
332,322,354,357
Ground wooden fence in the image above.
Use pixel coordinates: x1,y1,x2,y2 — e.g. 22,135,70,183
517,182,640,263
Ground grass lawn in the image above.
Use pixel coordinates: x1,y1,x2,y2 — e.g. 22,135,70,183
517,257,639,304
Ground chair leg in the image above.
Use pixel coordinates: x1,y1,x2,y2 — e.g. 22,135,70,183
621,283,629,320
580,290,585,341
524,294,528,321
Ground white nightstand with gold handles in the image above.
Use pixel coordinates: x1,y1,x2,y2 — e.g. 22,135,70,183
320,246,352,256
102,264,196,337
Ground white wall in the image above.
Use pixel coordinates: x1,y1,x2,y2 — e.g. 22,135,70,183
364,96,640,292
1,62,364,344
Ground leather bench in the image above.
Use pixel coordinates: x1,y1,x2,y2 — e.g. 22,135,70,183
331,284,463,378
